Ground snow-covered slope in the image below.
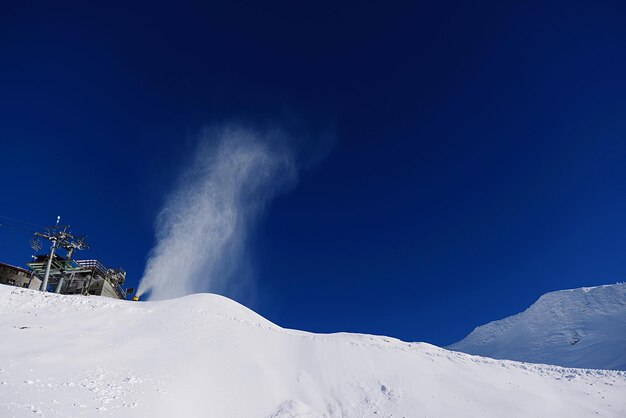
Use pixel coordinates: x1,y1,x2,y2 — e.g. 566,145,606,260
1,285,625,417
449,283,626,371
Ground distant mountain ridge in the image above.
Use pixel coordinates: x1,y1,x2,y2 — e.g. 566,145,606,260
448,283,626,370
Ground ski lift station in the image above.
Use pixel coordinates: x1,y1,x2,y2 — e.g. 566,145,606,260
0,217,134,300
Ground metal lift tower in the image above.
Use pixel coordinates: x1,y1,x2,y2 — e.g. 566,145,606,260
33,216,88,292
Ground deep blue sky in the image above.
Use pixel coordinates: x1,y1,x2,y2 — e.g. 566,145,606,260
1,1,625,346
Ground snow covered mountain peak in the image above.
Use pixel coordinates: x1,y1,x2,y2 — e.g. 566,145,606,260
449,282,626,371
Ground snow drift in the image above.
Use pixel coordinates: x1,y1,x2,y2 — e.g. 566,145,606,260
1,284,625,417
448,283,626,371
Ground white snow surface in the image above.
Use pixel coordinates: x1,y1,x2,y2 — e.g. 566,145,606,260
449,283,626,371
1,285,625,417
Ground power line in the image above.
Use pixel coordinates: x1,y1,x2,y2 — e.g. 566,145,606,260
0,214,45,229
0,222,36,234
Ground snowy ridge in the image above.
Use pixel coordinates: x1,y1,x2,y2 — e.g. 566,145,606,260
1,285,625,417
448,283,626,370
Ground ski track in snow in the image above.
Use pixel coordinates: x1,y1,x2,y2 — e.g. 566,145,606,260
1,285,625,417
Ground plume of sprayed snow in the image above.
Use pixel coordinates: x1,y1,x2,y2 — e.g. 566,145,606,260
137,125,296,300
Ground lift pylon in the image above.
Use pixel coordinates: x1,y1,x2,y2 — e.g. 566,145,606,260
34,216,88,292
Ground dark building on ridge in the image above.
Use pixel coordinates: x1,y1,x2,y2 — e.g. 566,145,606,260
0,262,41,289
